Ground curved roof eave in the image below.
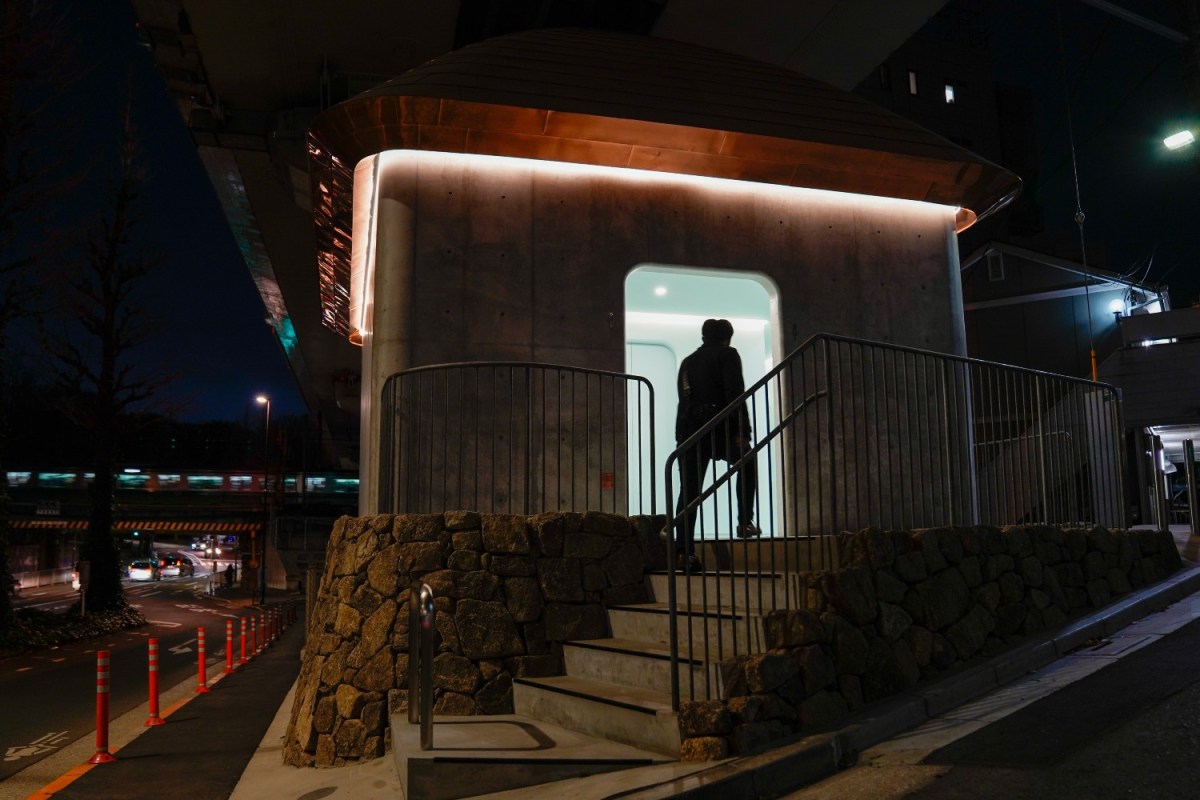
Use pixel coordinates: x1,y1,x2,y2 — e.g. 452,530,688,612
308,29,1021,338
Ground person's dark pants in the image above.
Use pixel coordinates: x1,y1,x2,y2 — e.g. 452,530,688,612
674,437,758,557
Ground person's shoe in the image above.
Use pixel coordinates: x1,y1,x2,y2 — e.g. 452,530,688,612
736,522,762,539
676,554,704,573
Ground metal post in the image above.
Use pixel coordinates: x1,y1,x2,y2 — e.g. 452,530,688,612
407,581,435,750
1152,435,1170,532
1184,439,1198,535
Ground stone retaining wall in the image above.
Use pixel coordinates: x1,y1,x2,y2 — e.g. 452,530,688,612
678,525,1183,760
283,510,662,767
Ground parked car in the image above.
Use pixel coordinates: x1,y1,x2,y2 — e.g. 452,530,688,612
128,560,161,581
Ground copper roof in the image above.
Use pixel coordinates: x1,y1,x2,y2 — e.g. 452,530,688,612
309,28,1021,335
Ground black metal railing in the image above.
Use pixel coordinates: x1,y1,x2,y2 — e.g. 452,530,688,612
663,333,1126,707
379,362,655,516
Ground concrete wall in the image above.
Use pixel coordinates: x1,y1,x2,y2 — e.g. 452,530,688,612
359,152,964,514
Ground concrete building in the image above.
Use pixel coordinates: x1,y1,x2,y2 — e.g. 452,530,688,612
303,28,1019,514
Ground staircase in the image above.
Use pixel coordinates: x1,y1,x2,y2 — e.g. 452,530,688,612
394,540,821,799
512,541,796,755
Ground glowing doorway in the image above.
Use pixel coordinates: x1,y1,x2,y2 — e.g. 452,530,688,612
625,265,780,534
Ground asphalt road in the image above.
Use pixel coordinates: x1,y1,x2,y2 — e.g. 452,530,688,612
1,574,251,780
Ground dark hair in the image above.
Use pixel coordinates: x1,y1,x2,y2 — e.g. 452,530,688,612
701,318,734,343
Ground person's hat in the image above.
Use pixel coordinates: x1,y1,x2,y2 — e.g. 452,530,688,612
701,318,734,343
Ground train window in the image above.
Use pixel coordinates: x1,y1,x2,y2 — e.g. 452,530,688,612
229,475,254,490
117,473,150,488
187,475,223,490
334,478,360,494
305,476,328,492
6,471,31,486
38,472,77,487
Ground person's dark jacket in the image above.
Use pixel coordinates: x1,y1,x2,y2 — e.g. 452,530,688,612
675,342,750,457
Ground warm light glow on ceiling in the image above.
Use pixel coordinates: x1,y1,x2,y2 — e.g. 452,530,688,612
346,150,959,343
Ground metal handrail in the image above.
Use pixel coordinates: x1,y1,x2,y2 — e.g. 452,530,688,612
407,581,435,750
379,361,655,516
663,332,1127,709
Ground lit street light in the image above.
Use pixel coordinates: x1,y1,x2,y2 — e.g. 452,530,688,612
1164,130,1195,150
256,395,271,605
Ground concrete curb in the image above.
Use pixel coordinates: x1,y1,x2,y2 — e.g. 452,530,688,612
618,565,1200,800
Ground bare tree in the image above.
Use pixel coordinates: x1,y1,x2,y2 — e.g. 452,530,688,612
43,100,169,613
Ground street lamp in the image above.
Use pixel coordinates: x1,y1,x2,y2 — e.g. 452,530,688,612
256,394,271,605
1164,130,1195,150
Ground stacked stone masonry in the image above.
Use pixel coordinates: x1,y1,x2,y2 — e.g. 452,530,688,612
678,525,1183,760
284,514,1182,768
283,510,661,767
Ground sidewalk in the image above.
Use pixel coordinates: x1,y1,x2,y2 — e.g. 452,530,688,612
16,527,1200,800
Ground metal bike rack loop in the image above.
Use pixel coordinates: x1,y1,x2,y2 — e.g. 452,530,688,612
407,581,436,750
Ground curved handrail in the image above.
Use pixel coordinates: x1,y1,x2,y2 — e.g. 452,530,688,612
380,361,656,516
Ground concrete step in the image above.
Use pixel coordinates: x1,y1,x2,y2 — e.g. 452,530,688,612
562,637,723,698
512,675,681,756
607,602,767,660
392,713,670,800
647,570,796,610
691,535,838,572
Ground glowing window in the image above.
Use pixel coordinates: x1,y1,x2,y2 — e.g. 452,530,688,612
305,477,328,492
158,474,181,488
7,471,32,486
229,475,254,490
187,475,224,490
908,71,919,95
117,473,150,489
334,478,361,494
38,472,77,487
944,84,956,104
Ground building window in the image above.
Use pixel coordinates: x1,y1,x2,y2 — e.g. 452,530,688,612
908,70,919,95
987,251,1005,282
945,83,956,104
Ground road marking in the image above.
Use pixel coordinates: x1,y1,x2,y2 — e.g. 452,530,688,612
4,731,69,762
148,620,182,627
169,639,196,655
16,667,32,672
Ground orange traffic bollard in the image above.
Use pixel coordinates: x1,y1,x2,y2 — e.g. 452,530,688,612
239,616,248,665
251,617,258,656
225,619,234,675
89,650,116,763
146,639,164,726
196,627,210,693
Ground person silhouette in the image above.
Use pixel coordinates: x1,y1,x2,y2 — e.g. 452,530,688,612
670,318,760,572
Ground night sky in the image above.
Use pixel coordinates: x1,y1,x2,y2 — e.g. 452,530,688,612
13,1,1198,423
13,1,307,423
989,1,1200,305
